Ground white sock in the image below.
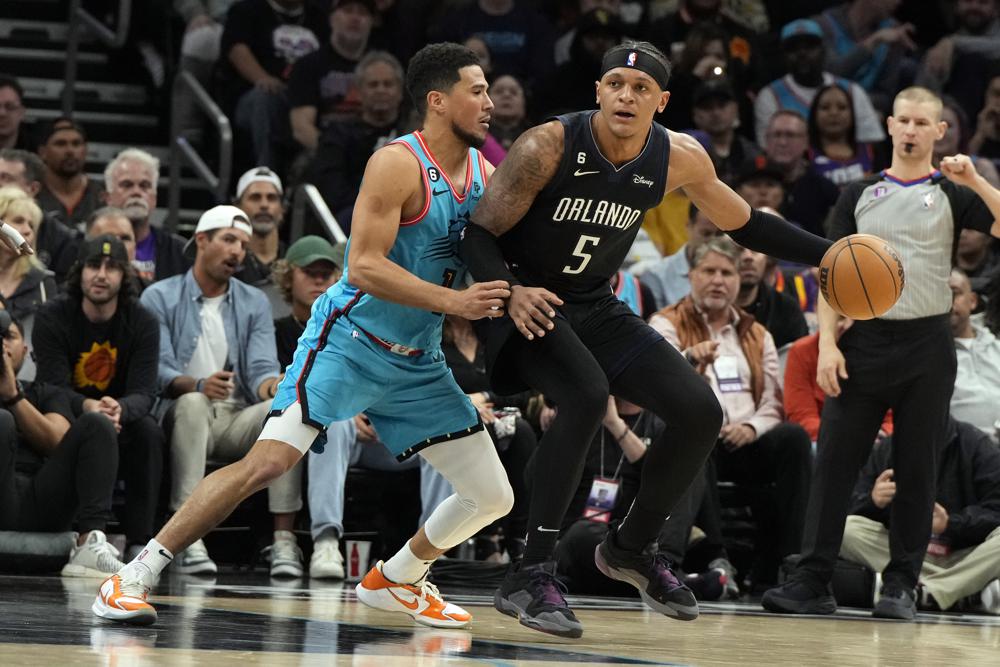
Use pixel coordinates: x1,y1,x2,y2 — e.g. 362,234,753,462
382,539,434,585
129,538,174,580
274,530,296,543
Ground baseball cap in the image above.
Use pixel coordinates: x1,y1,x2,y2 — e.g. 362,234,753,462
332,0,376,14
78,233,128,265
182,205,253,258
693,79,735,107
780,19,823,43
736,156,785,186
235,166,283,200
285,235,343,269
40,117,87,144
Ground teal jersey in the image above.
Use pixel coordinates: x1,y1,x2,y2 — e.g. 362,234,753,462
327,131,490,353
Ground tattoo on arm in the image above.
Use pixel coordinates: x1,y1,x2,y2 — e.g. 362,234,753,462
471,122,563,236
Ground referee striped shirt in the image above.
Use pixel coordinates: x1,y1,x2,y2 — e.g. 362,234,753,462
827,171,995,320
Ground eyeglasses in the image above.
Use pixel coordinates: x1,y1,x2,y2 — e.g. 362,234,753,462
0,103,23,113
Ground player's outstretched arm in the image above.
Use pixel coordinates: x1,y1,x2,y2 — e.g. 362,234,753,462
666,132,832,267
349,146,510,320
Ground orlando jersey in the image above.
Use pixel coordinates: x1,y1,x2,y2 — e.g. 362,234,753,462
331,131,489,352
499,110,669,300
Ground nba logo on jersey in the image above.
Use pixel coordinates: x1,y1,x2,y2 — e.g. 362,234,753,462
874,186,887,198
626,52,637,66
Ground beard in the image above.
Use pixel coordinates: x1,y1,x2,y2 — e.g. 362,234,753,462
450,120,486,149
83,286,118,306
251,214,276,235
55,158,83,178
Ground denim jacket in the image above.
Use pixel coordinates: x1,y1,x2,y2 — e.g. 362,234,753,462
140,270,279,414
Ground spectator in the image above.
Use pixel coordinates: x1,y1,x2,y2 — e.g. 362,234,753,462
490,75,530,151
754,19,885,148
434,0,556,86
736,247,809,348
969,66,1000,163
463,35,493,76
651,236,812,589
35,119,103,231
784,315,893,442
232,167,286,287
288,0,375,154
934,97,1000,189
310,50,405,228
808,85,880,187
735,156,786,211
957,228,1000,297
103,149,189,284
0,76,33,151
762,110,841,237
0,312,123,578
949,268,1000,443
536,9,623,117
840,417,1000,615
553,0,623,66
0,149,79,284
655,22,734,134
688,78,760,185
814,0,918,112
142,205,302,577
86,207,138,266
634,205,724,309
221,0,327,170
32,235,164,559
0,187,57,322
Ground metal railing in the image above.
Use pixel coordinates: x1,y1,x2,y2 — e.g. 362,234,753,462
166,71,233,231
63,0,132,115
290,184,348,245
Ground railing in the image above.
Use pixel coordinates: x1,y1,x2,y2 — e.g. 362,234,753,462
63,0,132,115
166,71,233,232
290,184,348,245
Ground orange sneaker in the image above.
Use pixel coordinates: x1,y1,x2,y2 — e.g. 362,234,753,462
92,569,157,626
355,561,471,629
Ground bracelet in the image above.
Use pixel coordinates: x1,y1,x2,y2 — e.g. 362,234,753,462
3,390,25,408
616,424,630,443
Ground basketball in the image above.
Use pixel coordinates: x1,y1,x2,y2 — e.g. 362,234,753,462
819,234,905,320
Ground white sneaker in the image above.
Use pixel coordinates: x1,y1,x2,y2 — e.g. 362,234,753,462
980,579,1000,615
62,531,126,578
269,531,304,578
310,536,345,579
172,539,218,575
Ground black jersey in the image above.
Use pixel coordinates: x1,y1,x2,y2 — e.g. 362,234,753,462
498,110,669,300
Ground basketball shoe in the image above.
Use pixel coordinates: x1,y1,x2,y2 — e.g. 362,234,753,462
595,530,699,620
355,560,471,628
494,561,583,638
92,565,157,625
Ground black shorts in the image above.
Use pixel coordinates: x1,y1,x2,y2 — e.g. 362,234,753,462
484,294,664,394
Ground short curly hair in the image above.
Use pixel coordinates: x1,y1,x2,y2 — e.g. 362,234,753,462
406,42,481,117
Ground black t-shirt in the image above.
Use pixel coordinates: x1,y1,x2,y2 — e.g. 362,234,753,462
441,337,532,411
741,283,809,349
286,43,361,125
236,241,287,288
35,179,105,232
14,381,75,475
782,167,842,238
275,315,304,370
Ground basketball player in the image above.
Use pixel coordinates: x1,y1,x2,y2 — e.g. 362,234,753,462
460,41,836,638
93,43,514,629
763,87,1000,620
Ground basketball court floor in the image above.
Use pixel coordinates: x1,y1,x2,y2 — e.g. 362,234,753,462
3,571,999,665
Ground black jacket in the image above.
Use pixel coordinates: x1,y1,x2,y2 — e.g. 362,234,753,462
850,418,1000,551
741,281,809,349
6,265,58,321
151,226,192,283
35,213,80,285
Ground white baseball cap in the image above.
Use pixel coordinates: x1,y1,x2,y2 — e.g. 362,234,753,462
236,166,283,199
183,205,253,258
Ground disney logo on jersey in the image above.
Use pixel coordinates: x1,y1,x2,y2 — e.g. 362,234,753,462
633,174,653,188
552,197,642,230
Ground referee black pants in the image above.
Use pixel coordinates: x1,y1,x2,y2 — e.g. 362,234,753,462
795,315,956,591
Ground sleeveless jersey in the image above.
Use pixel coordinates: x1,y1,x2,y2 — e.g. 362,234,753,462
499,110,669,300
329,131,489,352
614,270,643,316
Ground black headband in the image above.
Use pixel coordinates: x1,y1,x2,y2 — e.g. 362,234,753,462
600,46,669,91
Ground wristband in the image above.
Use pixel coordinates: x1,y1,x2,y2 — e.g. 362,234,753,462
3,388,24,408
196,378,205,393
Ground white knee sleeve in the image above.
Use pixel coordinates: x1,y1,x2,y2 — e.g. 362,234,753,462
418,429,514,549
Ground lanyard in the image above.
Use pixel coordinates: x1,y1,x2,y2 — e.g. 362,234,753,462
599,428,627,482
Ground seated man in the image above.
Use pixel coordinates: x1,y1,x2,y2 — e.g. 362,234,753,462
0,312,122,577
142,206,302,576
949,268,1000,442
840,417,1000,615
35,118,104,231
232,167,287,288
32,235,164,560
651,236,812,588
736,246,808,349
85,207,137,266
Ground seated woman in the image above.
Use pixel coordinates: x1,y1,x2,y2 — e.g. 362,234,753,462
807,85,881,187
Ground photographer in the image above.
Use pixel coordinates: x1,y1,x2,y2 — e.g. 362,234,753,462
0,310,122,577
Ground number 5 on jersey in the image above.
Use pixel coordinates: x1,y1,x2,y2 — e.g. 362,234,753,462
563,234,600,275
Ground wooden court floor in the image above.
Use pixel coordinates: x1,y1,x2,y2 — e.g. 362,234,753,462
1,572,998,666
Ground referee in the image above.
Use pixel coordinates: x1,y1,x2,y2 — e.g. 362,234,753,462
763,87,1000,620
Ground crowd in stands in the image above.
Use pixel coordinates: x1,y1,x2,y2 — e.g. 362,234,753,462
1,0,999,614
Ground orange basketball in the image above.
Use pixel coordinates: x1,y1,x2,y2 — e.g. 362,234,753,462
818,234,905,320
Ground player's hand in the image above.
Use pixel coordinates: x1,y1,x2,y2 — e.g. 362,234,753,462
940,154,979,187
686,340,720,374
0,221,33,256
254,75,285,94
932,502,949,535
451,280,510,320
871,468,896,509
817,342,848,397
720,423,756,450
201,370,235,400
354,414,377,442
508,285,563,340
